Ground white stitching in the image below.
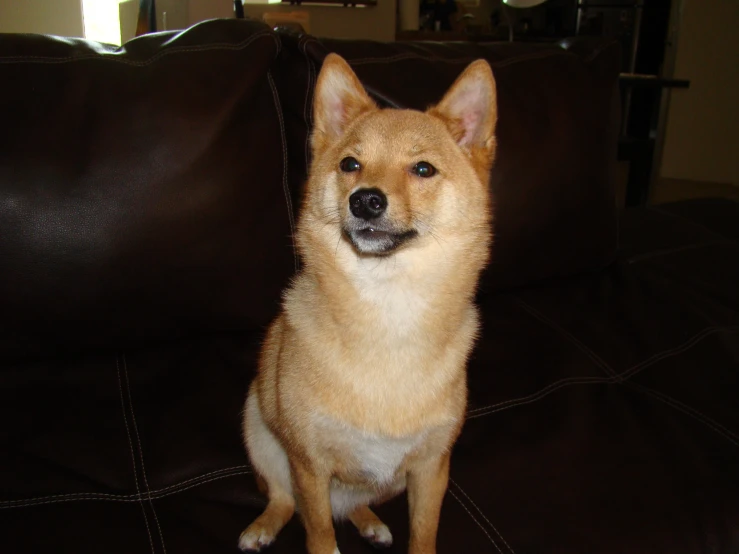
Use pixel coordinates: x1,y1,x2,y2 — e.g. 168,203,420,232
627,382,739,448
122,354,167,554
147,465,250,494
511,296,739,386
0,468,252,506
0,470,254,509
135,470,252,500
512,296,617,377
0,465,251,506
267,70,299,271
0,33,279,65
117,356,156,554
301,38,314,176
448,489,503,553
450,479,515,554
466,326,739,419
466,376,607,419
618,326,737,379
627,239,738,264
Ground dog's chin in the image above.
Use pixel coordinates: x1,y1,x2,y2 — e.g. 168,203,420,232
343,227,418,256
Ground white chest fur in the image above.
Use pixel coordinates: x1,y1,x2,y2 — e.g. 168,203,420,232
349,255,431,337
315,414,428,486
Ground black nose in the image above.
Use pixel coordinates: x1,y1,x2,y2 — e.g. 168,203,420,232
349,189,387,220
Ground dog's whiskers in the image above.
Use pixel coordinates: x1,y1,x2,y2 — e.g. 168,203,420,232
428,229,445,248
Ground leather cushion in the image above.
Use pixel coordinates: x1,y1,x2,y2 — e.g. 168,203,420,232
0,20,298,358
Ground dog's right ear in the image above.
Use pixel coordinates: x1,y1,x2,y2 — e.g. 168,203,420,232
312,53,376,152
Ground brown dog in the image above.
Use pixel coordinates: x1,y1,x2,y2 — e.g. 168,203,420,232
239,53,497,554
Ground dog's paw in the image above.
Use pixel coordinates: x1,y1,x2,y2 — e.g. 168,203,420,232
359,522,393,549
238,524,275,552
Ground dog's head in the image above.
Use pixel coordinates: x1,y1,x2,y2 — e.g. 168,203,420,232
302,53,497,259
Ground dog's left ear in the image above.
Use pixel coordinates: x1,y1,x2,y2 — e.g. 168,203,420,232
312,53,376,152
430,60,497,152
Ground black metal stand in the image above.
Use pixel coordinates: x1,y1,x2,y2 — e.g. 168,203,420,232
135,0,156,35
618,74,689,207
234,0,245,19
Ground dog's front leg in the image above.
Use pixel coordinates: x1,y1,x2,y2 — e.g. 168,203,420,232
291,461,338,554
407,452,451,554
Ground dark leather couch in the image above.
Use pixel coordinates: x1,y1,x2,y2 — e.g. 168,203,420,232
1,18,738,554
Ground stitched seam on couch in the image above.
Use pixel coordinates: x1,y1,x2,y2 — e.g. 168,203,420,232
448,488,504,553
450,478,515,553
0,31,279,65
0,468,253,509
116,355,156,554
627,381,739,447
6,334,735,508
466,325,739,419
301,38,315,180
513,297,617,377
626,239,739,264
267,70,299,271
122,354,167,554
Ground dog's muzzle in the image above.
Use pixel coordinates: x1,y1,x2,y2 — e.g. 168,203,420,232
343,189,417,255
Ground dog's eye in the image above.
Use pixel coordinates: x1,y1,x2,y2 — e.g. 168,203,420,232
340,157,361,173
412,162,437,178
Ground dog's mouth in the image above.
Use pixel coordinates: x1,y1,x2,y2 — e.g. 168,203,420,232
342,225,418,255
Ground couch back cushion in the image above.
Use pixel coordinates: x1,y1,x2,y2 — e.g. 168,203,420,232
0,20,621,359
283,35,621,293
0,20,297,358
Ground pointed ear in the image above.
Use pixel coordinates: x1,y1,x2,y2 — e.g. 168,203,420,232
312,53,376,148
429,60,497,151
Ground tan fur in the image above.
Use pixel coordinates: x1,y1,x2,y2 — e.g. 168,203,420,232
239,54,497,554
